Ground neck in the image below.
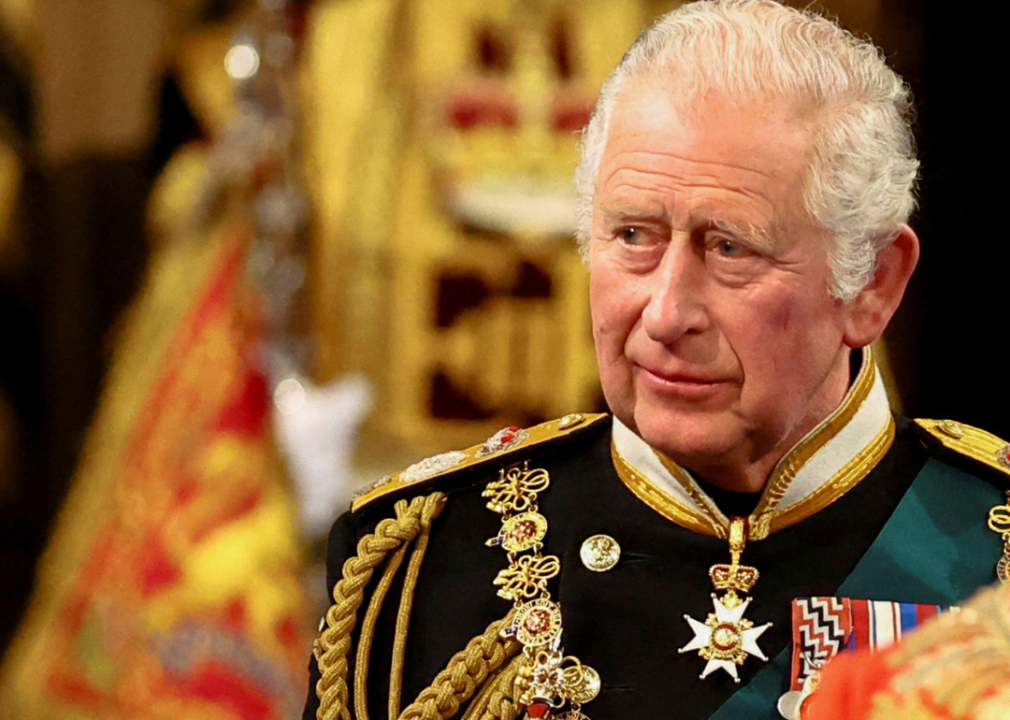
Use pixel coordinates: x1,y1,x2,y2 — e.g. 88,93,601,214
674,348,853,494
610,346,892,537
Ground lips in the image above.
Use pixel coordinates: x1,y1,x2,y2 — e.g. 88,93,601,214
634,364,737,401
638,365,731,386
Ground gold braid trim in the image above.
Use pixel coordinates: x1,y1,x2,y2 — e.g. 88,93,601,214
355,539,409,720
314,492,446,720
398,612,522,720
389,497,442,718
461,653,524,720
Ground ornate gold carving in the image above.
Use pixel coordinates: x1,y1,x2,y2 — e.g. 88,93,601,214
998,555,1010,584
989,499,1010,536
710,564,760,597
999,446,1010,471
505,599,564,648
709,518,760,597
564,664,601,705
513,645,599,712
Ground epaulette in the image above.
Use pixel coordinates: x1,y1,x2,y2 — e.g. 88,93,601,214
914,418,1010,480
351,413,608,513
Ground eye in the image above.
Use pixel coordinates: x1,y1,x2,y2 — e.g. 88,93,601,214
708,235,752,259
619,227,644,245
717,238,744,257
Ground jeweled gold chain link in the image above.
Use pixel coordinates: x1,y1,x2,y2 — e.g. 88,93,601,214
483,463,600,719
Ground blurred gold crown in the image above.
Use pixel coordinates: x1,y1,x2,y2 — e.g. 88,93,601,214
422,13,597,238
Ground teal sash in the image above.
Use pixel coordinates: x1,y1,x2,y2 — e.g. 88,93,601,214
709,458,1003,720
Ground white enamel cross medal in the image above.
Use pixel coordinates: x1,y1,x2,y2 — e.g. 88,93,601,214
679,517,772,682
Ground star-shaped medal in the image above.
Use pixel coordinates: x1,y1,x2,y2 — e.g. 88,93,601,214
679,592,772,682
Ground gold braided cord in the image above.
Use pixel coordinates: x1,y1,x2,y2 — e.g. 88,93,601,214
315,492,446,720
482,659,523,720
355,538,410,720
461,653,524,720
389,494,444,718
397,612,521,720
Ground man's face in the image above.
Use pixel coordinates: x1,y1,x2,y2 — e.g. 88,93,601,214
589,77,854,486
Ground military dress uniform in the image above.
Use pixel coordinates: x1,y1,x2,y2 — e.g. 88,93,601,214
304,349,1010,720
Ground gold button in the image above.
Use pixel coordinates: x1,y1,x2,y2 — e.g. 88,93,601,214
558,413,585,430
580,534,621,572
568,665,601,704
937,419,964,438
998,445,1010,471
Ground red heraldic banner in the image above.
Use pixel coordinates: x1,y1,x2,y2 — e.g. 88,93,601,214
0,226,309,720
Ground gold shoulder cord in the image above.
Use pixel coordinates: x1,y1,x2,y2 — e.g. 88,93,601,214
314,491,523,720
315,420,606,720
312,491,525,720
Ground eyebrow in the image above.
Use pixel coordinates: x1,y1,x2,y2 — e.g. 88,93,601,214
598,205,669,226
711,219,774,252
597,205,775,251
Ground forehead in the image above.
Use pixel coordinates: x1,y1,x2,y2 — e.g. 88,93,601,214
597,74,818,226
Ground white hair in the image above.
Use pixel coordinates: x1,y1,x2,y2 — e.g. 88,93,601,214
575,0,918,302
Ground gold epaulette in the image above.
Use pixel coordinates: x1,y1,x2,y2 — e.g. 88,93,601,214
351,413,608,513
915,418,1010,479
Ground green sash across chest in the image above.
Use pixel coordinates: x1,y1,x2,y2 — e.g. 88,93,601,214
709,458,1004,720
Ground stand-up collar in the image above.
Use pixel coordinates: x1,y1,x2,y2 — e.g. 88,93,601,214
611,348,894,540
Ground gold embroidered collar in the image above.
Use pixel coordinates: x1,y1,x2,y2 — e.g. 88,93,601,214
612,348,895,541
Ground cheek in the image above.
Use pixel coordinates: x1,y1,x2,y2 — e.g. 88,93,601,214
723,286,831,370
721,284,796,344
765,285,796,331
737,288,844,381
589,267,635,346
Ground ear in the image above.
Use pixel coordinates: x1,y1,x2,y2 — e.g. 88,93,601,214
843,224,920,348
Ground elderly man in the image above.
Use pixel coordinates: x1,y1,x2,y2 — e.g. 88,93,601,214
305,2,1010,719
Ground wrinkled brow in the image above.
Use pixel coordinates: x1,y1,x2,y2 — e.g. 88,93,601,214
711,219,773,252
597,203,670,225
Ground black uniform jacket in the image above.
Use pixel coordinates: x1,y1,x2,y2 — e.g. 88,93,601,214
304,413,1008,720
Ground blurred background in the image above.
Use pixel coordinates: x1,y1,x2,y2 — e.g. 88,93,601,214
0,0,1001,717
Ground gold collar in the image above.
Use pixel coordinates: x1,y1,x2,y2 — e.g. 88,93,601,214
612,348,895,541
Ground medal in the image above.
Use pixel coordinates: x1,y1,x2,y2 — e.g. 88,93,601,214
679,516,772,682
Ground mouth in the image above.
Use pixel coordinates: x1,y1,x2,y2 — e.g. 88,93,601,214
636,365,734,398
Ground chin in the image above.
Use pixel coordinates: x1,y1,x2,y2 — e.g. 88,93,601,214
632,405,744,465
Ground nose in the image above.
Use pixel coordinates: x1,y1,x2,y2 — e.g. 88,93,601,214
640,238,710,344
